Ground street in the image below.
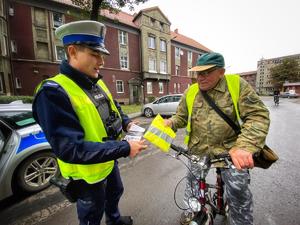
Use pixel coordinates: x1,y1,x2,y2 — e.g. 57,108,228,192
0,97,300,225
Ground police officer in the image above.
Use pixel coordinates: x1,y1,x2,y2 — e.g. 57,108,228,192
165,52,270,225
33,20,147,225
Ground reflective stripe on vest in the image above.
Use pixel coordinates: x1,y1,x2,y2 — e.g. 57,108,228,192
184,74,241,145
36,74,121,184
144,114,176,152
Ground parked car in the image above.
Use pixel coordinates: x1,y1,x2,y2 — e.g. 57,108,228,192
142,94,182,118
280,91,299,98
0,102,59,201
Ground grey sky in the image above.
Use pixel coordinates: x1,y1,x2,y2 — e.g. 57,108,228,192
124,0,300,73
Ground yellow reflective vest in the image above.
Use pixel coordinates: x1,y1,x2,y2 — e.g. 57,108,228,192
36,74,121,184
185,74,241,144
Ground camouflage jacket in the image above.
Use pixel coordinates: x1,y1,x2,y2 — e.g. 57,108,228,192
170,76,270,156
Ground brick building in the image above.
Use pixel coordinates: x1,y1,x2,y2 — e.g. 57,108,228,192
238,71,257,90
2,0,211,103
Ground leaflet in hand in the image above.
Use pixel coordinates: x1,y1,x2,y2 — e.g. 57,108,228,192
124,124,145,141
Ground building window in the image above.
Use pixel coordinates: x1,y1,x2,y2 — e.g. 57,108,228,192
120,52,128,69
11,40,17,53
174,83,177,93
159,82,164,94
147,82,153,94
116,80,124,93
148,36,156,49
159,22,164,31
150,18,155,26
160,60,167,74
198,54,202,59
175,47,180,59
55,46,66,61
160,40,166,52
178,83,181,93
36,41,49,60
53,12,63,28
176,65,180,75
119,30,127,45
149,58,156,72
1,35,8,56
0,72,4,94
15,77,22,89
188,51,192,63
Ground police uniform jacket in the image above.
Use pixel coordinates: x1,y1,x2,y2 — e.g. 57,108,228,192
32,60,131,164
170,76,270,157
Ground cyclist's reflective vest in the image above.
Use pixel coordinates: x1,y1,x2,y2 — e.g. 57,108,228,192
36,74,121,184
184,74,242,145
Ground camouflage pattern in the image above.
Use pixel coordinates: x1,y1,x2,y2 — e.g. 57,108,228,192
170,76,270,156
183,162,253,225
171,76,269,224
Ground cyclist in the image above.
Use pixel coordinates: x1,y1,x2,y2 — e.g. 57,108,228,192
164,52,270,225
273,89,280,105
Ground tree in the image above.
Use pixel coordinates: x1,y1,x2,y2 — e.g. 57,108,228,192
270,58,300,88
71,0,148,21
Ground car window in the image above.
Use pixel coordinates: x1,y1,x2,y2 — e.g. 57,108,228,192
158,97,168,103
172,96,181,102
0,111,36,129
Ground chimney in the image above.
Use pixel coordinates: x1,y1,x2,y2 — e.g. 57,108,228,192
174,28,178,34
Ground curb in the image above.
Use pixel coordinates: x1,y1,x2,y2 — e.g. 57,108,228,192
128,112,142,119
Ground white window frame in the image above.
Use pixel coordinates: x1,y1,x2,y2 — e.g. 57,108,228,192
188,51,192,63
147,82,153,94
116,80,124,93
175,47,180,59
148,36,156,49
159,82,164,94
149,57,157,72
175,65,180,75
160,60,167,74
1,35,8,56
173,83,177,94
120,52,129,69
52,12,63,28
160,39,166,52
15,77,22,89
55,45,66,61
119,30,127,45
178,83,181,93
11,40,17,53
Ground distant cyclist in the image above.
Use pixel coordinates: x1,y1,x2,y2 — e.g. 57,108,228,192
274,89,280,106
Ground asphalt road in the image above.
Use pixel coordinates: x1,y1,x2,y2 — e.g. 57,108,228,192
0,96,300,225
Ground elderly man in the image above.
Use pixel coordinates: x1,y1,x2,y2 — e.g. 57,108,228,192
33,20,147,225
165,52,270,225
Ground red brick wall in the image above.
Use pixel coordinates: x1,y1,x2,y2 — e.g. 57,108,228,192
10,2,35,59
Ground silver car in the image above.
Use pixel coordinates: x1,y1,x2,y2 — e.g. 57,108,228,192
0,102,59,201
142,94,182,118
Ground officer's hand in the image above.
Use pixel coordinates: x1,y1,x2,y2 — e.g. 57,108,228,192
229,147,254,170
128,140,147,158
126,120,139,132
164,119,172,127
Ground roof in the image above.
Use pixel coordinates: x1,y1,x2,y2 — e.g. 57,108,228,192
51,2,210,51
133,6,171,24
171,31,211,52
283,82,300,86
238,71,257,76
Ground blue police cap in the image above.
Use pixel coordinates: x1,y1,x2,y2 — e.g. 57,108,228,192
55,20,110,55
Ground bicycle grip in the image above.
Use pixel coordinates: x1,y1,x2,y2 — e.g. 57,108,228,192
170,144,188,154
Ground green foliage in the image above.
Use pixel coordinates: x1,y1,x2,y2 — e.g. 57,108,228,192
147,96,156,103
0,96,34,104
120,104,141,114
270,58,300,88
71,0,148,20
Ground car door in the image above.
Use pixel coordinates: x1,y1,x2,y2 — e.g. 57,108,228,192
169,95,182,114
157,96,175,115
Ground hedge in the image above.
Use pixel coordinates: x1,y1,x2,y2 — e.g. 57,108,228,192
0,96,34,104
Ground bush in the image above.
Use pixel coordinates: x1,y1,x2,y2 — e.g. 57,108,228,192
0,96,34,104
147,96,156,103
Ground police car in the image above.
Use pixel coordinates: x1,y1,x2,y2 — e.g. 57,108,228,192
0,101,59,201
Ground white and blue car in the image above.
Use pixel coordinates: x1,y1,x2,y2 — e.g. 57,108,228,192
0,102,59,201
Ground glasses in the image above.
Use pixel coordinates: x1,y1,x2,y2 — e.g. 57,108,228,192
196,67,220,76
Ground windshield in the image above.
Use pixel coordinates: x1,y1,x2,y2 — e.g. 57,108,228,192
0,111,36,129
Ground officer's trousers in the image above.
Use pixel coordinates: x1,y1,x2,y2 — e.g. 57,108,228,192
75,161,124,225
184,162,253,225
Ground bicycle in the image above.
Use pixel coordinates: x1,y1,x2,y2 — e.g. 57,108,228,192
169,144,235,225
274,95,279,106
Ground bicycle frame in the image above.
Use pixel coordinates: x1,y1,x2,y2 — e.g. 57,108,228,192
170,144,232,225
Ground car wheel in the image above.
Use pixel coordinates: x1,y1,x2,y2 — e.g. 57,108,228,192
144,108,154,118
16,151,59,193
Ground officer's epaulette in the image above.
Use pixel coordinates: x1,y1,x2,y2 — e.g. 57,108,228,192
42,81,60,89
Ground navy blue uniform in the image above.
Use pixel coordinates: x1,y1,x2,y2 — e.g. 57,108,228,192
33,60,132,225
